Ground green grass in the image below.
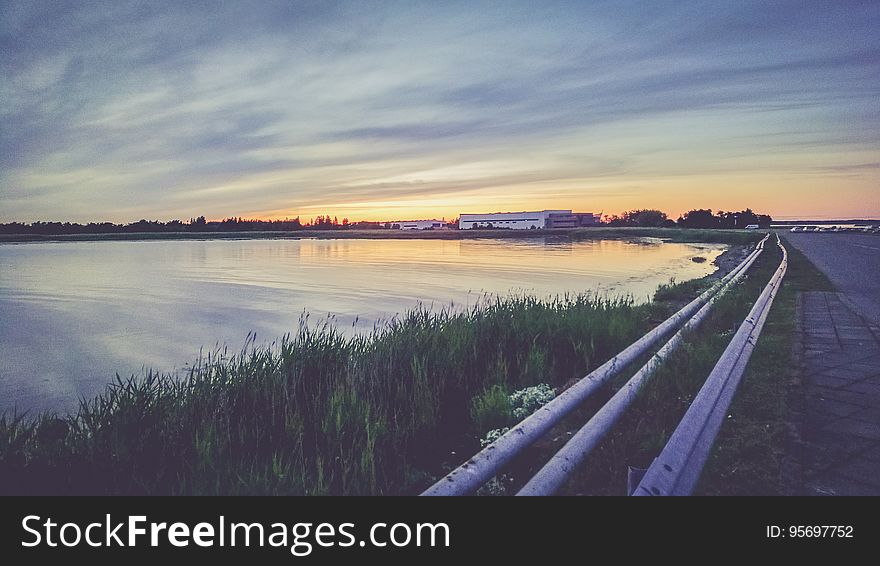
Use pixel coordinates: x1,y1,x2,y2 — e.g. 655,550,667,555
569,227,763,245
532,242,782,494
533,236,832,495
0,230,788,496
470,385,513,434
1,294,663,495
695,237,833,495
653,277,713,304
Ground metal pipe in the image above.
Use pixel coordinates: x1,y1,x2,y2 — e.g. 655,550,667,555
633,235,787,496
516,237,764,495
421,234,769,496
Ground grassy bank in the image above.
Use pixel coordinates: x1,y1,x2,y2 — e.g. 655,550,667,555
526,235,831,495
1,294,666,495
0,231,780,495
0,227,762,245
696,237,833,494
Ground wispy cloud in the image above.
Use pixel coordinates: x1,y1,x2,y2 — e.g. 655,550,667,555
2,0,879,221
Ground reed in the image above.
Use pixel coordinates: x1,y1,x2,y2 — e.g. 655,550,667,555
1,293,657,495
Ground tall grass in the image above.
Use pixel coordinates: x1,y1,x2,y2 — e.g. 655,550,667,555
569,227,763,245
1,294,660,495
536,240,828,495
694,240,834,494
540,245,782,494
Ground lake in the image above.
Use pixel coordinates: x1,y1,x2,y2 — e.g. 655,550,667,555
0,237,724,413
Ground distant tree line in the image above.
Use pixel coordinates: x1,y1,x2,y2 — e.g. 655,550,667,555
604,209,677,227
0,214,386,235
604,208,772,228
676,208,772,229
0,208,772,235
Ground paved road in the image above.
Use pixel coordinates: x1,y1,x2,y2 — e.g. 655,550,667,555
783,232,880,324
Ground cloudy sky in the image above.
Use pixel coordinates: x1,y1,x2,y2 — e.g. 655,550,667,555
2,0,878,223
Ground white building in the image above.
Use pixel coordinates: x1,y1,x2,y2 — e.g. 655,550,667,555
459,210,599,230
390,219,447,230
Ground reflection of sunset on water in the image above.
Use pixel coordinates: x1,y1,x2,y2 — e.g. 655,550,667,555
0,237,723,412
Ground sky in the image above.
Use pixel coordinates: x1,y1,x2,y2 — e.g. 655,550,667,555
2,0,879,223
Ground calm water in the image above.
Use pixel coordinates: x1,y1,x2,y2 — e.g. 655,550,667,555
0,237,724,412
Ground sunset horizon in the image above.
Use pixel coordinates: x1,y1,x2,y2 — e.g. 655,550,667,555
3,2,878,224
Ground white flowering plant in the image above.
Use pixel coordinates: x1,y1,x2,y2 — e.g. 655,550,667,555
476,383,555,447
480,427,510,448
473,384,555,496
509,383,556,420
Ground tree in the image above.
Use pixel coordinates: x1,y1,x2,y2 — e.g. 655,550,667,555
189,215,207,231
678,209,718,229
607,209,670,227
718,208,759,229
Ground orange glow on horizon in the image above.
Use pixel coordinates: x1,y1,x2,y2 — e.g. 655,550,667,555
246,172,880,224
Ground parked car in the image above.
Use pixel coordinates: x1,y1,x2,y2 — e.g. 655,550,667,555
790,226,802,232
744,224,760,230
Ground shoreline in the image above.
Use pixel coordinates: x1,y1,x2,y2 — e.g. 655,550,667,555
0,234,770,495
708,242,751,281
0,227,761,245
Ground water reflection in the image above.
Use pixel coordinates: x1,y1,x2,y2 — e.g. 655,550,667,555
0,237,724,412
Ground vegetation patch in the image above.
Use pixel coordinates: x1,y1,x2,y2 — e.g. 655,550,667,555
2,231,806,496
1,294,658,495
695,239,833,494
538,238,833,495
